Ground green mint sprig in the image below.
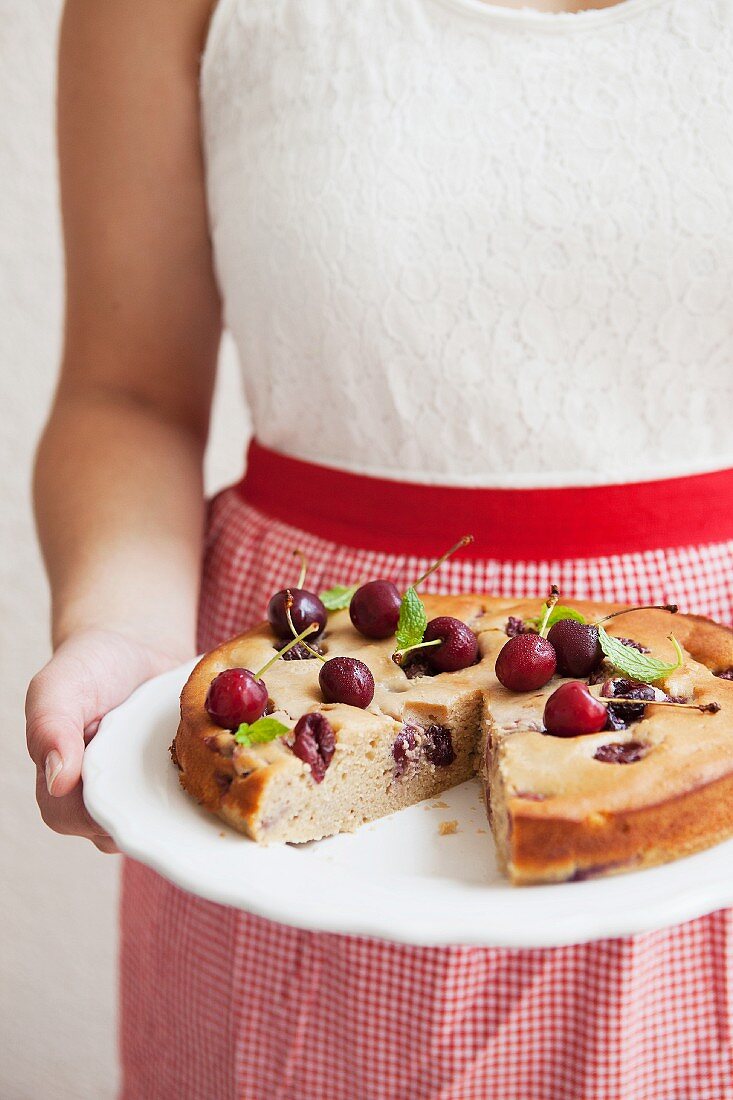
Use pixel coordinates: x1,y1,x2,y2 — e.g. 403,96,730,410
598,629,683,683
234,716,289,747
393,535,473,657
395,586,428,652
319,583,359,611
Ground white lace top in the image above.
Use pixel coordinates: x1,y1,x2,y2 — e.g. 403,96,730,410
201,0,733,488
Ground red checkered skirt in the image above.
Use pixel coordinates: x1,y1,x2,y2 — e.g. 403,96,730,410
120,468,733,1100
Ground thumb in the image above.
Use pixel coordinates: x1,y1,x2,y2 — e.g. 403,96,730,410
26,668,87,798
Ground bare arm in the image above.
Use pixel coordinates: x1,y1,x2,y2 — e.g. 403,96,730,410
27,0,219,847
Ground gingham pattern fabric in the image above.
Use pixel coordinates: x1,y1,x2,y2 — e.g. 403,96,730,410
121,488,733,1100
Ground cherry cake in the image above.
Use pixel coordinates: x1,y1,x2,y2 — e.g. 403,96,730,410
172,595,733,885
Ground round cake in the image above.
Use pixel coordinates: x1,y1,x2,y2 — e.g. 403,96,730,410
172,593,733,884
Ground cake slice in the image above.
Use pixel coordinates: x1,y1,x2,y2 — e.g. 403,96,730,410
472,601,733,883
172,595,733,883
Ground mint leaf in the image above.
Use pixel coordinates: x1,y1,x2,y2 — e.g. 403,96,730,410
526,605,586,632
234,716,289,747
598,629,683,683
396,586,427,652
320,583,359,611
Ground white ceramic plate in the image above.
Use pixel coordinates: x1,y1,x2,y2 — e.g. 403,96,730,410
83,660,733,947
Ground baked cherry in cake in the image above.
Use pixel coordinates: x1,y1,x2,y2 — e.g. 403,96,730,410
290,712,336,783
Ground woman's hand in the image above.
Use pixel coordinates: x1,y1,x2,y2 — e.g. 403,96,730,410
26,628,187,852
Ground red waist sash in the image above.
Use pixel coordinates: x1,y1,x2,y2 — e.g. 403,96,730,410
235,440,733,560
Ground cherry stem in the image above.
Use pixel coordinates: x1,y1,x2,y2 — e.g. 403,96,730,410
590,689,720,714
394,638,443,662
412,535,474,591
285,596,326,663
537,585,561,639
255,620,321,678
596,603,678,625
293,550,308,590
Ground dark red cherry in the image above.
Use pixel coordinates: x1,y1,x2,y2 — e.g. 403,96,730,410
205,668,269,729
349,580,402,639
495,634,557,692
290,712,336,783
319,656,375,708
423,616,479,673
600,678,656,724
425,725,455,767
267,588,327,638
543,681,608,738
392,724,420,777
547,620,603,677
593,741,647,764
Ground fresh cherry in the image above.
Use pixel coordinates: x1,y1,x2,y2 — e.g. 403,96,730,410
267,550,328,638
349,580,402,639
543,681,609,738
350,535,473,641
422,616,479,673
495,634,557,692
319,656,375,708
206,620,321,729
544,601,676,679
268,588,327,638
547,620,603,678
205,668,269,729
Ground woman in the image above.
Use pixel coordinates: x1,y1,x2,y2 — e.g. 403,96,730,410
27,0,733,1097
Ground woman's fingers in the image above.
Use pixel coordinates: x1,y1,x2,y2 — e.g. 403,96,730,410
25,627,183,846
26,642,111,843
25,678,86,798
25,632,125,797
34,770,117,851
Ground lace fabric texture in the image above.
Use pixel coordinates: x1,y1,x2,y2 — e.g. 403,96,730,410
201,0,733,487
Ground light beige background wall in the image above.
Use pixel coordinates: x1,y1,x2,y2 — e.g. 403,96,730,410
0,4,248,1097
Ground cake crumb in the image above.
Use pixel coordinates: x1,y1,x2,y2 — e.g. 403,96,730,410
476,828,487,834
219,832,226,838
431,800,449,809
439,820,459,836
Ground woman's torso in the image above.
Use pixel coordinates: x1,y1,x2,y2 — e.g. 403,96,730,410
201,0,733,488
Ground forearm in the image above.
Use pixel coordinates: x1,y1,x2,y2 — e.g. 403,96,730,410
34,380,207,660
